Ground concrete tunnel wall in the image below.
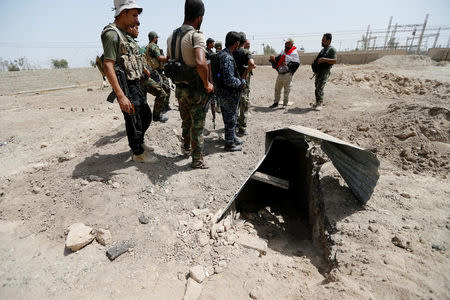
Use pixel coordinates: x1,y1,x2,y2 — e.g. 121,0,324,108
252,49,450,66
427,48,450,61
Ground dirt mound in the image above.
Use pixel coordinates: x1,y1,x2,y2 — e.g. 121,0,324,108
370,55,438,67
330,71,449,99
354,102,449,176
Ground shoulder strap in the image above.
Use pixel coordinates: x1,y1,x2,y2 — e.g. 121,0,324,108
171,27,196,63
103,24,127,44
170,28,180,61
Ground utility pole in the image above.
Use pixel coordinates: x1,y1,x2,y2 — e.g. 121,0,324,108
447,35,450,48
384,16,393,50
432,27,440,49
416,13,429,53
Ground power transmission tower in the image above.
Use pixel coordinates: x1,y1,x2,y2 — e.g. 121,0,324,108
383,16,393,49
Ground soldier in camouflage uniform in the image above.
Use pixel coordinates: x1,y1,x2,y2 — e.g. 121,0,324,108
216,31,247,152
214,41,222,52
167,0,214,168
101,0,157,163
144,31,171,122
233,34,256,136
312,33,337,111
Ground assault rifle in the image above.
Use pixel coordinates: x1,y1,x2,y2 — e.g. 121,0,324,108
107,68,141,136
204,90,216,130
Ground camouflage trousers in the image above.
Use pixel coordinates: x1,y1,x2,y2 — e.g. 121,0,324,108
175,86,208,163
159,73,171,109
314,71,330,104
140,72,170,118
238,76,251,132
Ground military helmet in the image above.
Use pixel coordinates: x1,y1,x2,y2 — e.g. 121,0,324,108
148,31,159,42
214,41,222,50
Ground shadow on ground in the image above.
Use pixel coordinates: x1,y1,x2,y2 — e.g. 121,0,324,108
72,127,234,184
93,130,126,148
320,175,365,229
287,107,315,115
240,173,364,275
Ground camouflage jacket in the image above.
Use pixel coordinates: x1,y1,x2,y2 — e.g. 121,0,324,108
145,42,163,70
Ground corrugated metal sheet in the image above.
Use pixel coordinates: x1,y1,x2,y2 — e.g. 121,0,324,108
267,126,380,205
218,126,380,221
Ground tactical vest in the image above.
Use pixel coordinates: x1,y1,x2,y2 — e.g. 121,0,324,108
164,26,202,89
145,43,161,70
101,23,144,81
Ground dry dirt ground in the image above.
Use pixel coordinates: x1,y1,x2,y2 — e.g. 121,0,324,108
0,56,449,299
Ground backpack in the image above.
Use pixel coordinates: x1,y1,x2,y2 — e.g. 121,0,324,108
209,51,223,88
95,55,106,78
211,50,241,89
164,27,202,88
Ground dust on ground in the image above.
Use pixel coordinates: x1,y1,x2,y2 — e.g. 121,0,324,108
0,55,449,299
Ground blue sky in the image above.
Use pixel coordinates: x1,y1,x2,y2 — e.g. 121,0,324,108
0,0,449,68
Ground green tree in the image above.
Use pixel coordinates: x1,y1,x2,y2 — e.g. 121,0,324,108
263,44,277,55
16,57,30,70
51,59,69,69
360,35,369,50
8,63,20,71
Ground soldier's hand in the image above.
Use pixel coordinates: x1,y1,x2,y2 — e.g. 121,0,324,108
143,67,150,77
205,82,214,93
118,95,132,113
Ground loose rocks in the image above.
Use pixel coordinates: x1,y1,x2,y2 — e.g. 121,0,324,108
139,215,149,224
106,242,134,261
183,278,202,300
432,244,446,251
95,228,112,246
197,233,209,247
391,235,411,250
236,232,268,255
65,223,95,251
189,265,206,283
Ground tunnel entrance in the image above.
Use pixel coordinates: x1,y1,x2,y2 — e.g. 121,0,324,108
235,138,316,241
218,126,380,273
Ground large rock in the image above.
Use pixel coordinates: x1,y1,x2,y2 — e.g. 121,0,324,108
65,223,95,251
106,242,134,261
183,278,202,300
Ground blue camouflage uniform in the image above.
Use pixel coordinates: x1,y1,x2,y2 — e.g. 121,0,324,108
215,48,246,146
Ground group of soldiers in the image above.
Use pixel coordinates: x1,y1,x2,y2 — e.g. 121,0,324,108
100,0,336,169
101,0,258,168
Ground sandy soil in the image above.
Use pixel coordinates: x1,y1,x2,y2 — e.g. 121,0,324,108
0,56,449,299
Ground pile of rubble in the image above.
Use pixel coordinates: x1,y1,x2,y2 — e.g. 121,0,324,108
330,71,449,99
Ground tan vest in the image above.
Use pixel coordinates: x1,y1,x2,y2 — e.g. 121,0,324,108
101,23,144,81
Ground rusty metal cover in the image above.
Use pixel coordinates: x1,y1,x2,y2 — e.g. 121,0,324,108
266,126,380,204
